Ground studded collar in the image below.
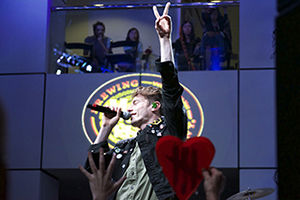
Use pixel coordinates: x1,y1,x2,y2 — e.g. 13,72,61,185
137,116,167,137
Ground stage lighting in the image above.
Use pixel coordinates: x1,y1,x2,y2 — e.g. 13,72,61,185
86,65,92,72
56,69,62,75
93,4,104,7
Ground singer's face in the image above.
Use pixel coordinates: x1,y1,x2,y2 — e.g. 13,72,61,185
128,95,153,129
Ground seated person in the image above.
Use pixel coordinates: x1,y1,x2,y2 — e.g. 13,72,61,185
173,21,201,71
118,27,143,72
84,21,112,71
200,8,232,70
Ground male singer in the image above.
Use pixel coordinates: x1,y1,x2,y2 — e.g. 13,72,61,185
80,3,224,200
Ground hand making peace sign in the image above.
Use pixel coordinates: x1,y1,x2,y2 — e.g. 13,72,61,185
153,2,172,39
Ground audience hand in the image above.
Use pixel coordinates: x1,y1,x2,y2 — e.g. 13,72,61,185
79,148,126,200
202,167,225,200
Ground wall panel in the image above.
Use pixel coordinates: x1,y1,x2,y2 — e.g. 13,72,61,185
0,75,44,168
240,70,276,168
0,0,48,73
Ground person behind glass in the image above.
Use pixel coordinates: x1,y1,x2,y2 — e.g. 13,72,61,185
84,21,112,70
122,27,143,72
173,21,201,71
200,8,231,70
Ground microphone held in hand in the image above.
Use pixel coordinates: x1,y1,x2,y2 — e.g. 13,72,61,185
87,104,131,120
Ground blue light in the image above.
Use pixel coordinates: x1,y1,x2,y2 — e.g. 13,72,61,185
210,47,221,71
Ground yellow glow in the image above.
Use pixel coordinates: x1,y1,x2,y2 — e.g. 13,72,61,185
82,73,205,145
93,4,104,7
211,0,221,2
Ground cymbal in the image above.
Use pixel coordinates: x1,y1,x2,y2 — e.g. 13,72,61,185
227,188,274,200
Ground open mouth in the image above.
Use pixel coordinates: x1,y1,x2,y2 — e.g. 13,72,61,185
130,113,136,119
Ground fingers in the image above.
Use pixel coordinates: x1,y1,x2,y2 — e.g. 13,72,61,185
112,176,127,191
104,106,121,120
203,167,221,177
202,168,210,179
153,2,171,19
163,2,171,16
99,148,105,176
155,16,171,36
210,167,217,173
109,106,118,114
153,5,160,19
79,165,91,179
162,15,171,32
106,153,116,179
116,107,122,117
110,106,121,115
88,152,98,174
210,167,221,176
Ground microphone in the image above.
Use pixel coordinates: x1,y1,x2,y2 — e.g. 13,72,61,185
87,104,131,120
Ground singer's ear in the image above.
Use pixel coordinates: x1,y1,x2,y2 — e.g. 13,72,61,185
151,101,161,112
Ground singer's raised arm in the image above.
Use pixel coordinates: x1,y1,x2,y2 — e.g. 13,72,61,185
82,3,187,200
153,2,187,140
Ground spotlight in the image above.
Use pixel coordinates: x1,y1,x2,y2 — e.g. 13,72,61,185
67,56,72,62
56,69,62,75
86,65,92,72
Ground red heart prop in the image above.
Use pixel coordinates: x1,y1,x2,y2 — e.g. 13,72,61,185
156,136,215,200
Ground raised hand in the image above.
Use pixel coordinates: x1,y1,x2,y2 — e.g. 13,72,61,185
79,148,126,200
153,2,172,39
202,167,225,200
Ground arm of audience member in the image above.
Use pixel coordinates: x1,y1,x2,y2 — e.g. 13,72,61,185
137,42,144,61
98,38,110,54
106,38,112,54
202,167,225,200
84,37,91,56
153,2,174,63
80,148,126,200
193,41,202,56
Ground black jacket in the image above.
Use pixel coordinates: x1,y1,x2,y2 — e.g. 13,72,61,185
85,61,187,200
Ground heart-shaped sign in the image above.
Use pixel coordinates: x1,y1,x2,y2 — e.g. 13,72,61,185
156,136,215,200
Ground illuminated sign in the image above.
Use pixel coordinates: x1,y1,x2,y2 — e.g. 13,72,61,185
82,73,204,147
